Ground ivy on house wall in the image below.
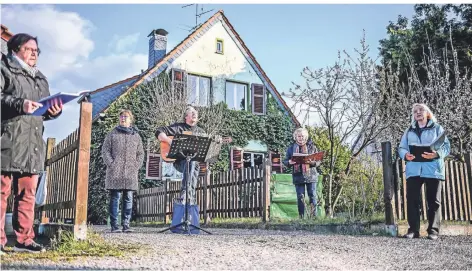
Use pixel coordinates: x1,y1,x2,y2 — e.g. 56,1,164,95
86,73,296,224
208,95,295,172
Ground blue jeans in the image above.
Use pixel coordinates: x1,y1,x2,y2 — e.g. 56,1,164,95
295,182,317,217
177,160,200,205
109,190,133,229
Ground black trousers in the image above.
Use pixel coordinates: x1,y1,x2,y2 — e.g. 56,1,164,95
406,177,442,234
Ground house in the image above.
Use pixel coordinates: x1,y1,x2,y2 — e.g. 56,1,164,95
86,10,299,179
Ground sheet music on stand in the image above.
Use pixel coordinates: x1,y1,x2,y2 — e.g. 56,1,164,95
167,134,212,163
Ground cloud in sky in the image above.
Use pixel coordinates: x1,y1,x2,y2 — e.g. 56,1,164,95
2,5,307,141
1,5,147,142
108,32,141,54
1,4,95,80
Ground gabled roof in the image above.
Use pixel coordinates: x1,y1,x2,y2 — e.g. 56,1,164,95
88,75,140,118
92,10,299,126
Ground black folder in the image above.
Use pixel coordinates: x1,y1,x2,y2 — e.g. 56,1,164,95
408,132,446,162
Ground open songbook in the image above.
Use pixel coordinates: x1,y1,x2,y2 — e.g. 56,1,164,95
291,151,325,164
408,131,447,162
32,90,91,116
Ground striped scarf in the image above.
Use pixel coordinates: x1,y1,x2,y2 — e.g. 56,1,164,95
293,143,310,174
12,54,39,77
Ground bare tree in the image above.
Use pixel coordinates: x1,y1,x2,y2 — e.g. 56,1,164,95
380,32,472,159
285,32,394,217
129,69,227,154
341,153,383,219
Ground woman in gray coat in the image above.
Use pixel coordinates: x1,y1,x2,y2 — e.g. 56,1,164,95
101,110,144,233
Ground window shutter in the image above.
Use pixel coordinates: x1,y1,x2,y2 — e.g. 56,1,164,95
270,151,283,173
171,69,187,100
251,83,266,115
230,147,244,170
146,153,162,180
198,162,208,177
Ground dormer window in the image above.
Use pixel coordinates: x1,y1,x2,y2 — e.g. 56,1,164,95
216,38,224,54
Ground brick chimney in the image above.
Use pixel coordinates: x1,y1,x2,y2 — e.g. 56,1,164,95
147,29,168,69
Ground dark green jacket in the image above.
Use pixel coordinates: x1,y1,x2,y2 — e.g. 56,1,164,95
1,53,59,174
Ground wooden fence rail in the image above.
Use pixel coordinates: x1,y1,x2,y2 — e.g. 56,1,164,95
5,102,92,239
136,161,271,223
39,101,92,239
382,141,472,224
391,157,472,222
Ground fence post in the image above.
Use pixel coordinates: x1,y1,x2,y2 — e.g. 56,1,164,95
465,153,472,220
41,137,56,224
393,157,402,220
163,180,168,224
262,159,271,222
135,191,140,223
203,168,211,225
74,101,92,240
381,141,397,236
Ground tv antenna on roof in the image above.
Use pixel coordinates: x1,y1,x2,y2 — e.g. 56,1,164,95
181,4,214,32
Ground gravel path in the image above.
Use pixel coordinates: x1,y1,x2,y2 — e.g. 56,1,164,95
2,225,472,270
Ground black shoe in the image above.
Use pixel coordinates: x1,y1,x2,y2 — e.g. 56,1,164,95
111,227,122,233
427,233,439,240
13,241,45,253
123,226,134,233
403,232,420,239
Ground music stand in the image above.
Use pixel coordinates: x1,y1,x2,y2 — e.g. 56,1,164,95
158,134,213,235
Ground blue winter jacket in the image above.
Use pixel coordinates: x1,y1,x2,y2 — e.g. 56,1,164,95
398,120,450,180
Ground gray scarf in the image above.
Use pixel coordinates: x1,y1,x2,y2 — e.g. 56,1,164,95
116,125,138,135
12,54,39,77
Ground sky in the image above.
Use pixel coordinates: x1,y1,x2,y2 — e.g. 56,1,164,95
1,4,416,142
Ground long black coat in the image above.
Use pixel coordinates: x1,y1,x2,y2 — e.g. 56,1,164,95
1,53,59,174
102,127,144,191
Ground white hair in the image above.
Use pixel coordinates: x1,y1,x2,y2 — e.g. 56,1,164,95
182,106,197,121
411,103,437,124
293,127,309,142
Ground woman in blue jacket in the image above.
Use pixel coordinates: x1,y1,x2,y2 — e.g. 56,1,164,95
283,128,320,218
398,103,450,240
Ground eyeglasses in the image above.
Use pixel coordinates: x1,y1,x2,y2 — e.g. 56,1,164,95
413,108,425,114
120,115,130,119
22,46,41,55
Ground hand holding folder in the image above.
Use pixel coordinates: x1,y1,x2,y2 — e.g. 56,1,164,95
31,90,91,116
408,132,446,162
291,151,325,164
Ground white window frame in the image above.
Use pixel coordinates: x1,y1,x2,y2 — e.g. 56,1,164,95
225,81,248,111
187,74,211,107
243,152,265,168
216,39,224,54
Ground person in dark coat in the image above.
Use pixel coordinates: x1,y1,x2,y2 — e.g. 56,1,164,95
102,109,144,233
283,128,321,219
1,33,62,253
155,106,205,205
398,103,450,240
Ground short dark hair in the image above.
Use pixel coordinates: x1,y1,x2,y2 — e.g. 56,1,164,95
7,33,40,55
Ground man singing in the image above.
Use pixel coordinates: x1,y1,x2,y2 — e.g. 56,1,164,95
155,106,205,205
